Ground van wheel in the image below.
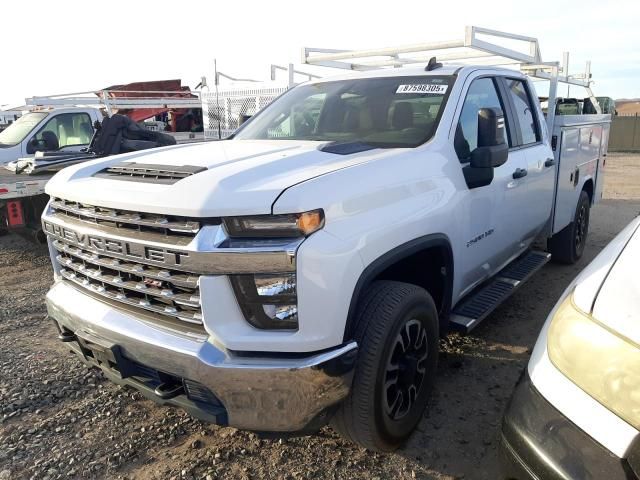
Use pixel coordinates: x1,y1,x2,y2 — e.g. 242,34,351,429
548,190,590,264
331,280,439,451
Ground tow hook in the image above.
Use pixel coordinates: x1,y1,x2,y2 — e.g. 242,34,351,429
154,382,185,400
48,315,77,342
58,330,78,342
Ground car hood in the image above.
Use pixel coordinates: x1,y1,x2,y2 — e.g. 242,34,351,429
591,218,640,344
572,216,640,317
45,139,386,217
0,144,20,164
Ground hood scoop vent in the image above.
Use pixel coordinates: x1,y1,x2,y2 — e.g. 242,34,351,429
94,162,206,185
319,141,378,155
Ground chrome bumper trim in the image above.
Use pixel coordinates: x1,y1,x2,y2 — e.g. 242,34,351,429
46,281,356,432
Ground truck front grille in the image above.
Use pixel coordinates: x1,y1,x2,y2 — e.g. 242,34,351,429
52,238,203,328
50,197,204,237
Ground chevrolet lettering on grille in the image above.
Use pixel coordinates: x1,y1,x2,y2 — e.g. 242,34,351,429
42,220,189,267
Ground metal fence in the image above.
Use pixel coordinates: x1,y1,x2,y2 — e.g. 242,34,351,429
202,86,288,139
609,114,640,152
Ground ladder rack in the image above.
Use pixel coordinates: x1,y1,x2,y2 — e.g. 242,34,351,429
303,26,590,86
302,26,600,130
25,90,203,115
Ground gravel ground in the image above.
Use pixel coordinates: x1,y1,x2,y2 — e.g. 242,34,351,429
1,153,639,480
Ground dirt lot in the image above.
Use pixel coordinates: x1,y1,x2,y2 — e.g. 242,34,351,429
1,153,639,480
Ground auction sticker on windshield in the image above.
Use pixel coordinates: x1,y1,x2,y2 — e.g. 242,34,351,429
396,84,448,94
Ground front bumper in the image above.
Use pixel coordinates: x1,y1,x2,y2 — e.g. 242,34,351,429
46,280,357,432
500,373,637,480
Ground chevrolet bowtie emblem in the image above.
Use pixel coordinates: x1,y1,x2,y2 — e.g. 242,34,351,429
143,278,163,288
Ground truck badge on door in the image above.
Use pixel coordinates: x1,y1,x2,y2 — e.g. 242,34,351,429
466,229,495,248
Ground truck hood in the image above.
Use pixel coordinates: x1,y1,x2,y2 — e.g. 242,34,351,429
0,144,21,165
45,139,388,217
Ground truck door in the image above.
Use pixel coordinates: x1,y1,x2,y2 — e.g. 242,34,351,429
25,112,94,155
500,78,554,240
453,76,530,295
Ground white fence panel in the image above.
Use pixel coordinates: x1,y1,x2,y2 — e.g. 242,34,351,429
202,86,288,139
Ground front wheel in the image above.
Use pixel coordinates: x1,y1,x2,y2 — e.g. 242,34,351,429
331,281,439,451
548,190,590,264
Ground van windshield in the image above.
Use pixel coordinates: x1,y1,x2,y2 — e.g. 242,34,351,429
234,75,454,148
0,112,48,147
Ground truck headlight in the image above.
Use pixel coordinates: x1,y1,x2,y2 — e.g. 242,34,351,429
223,209,324,238
230,273,298,330
548,292,640,429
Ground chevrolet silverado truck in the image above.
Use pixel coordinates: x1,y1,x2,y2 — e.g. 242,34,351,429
41,34,611,451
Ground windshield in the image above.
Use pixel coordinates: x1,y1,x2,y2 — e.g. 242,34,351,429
0,112,48,147
235,75,454,148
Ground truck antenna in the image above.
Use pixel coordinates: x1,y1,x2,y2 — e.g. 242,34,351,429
425,57,442,71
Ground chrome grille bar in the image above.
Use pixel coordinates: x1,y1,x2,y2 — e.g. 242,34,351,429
52,240,198,289
59,268,203,325
56,254,200,308
43,213,300,274
50,198,202,234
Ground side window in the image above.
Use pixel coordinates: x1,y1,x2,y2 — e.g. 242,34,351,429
505,79,540,145
33,113,93,150
455,78,509,161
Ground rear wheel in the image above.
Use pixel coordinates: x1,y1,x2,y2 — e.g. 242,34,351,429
331,281,439,451
548,190,590,264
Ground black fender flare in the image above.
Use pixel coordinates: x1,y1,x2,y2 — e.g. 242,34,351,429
343,233,454,341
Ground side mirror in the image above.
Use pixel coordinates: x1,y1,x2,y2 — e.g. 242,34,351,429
469,108,508,169
239,114,252,126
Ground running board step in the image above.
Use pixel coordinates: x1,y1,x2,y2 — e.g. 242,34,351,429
450,250,551,333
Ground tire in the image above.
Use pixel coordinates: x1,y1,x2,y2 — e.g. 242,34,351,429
548,190,590,264
331,280,439,451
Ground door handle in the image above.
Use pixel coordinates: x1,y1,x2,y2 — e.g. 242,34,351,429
544,158,556,167
512,168,528,179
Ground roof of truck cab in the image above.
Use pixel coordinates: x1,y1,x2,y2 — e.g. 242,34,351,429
26,107,102,114
307,64,525,84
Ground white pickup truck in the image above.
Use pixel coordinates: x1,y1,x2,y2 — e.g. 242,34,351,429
41,30,611,451
0,107,101,238
0,107,102,165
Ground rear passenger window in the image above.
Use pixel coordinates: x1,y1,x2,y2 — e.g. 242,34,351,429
455,77,509,161
505,79,540,145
